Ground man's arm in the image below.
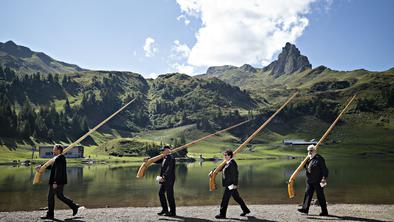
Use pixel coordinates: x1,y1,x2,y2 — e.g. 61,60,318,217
163,156,175,178
319,157,329,178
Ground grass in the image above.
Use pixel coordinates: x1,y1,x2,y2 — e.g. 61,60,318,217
1,109,393,164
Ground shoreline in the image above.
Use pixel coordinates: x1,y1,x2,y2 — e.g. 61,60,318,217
1,204,393,222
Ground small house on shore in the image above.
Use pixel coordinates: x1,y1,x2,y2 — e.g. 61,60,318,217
39,146,84,158
283,139,317,146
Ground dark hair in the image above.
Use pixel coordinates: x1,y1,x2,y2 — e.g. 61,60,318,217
224,149,233,158
54,144,64,153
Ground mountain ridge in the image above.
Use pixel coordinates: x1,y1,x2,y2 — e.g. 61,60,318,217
0,40,86,75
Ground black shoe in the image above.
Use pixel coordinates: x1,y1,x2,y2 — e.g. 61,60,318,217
164,212,176,217
40,215,54,220
157,210,168,216
297,208,308,214
319,211,328,216
215,214,226,219
72,205,80,216
240,209,251,216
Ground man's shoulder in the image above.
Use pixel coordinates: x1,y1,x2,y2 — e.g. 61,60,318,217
57,154,66,161
315,154,325,161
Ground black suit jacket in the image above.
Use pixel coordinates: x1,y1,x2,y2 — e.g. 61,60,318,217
160,154,175,183
222,159,238,187
305,154,329,183
49,154,67,185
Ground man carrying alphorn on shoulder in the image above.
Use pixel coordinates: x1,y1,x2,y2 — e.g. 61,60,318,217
37,144,81,220
298,145,329,216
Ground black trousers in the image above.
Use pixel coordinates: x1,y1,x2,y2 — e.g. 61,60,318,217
220,188,249,217
47,184,78,216
159,180,176,214
302,182,327,213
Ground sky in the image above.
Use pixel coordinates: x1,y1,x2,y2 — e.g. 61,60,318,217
0,0,393,78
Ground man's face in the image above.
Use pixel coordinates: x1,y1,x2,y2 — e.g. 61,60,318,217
307,148,316,156
224,152,231,161
163,148,170,156
53,147,60,156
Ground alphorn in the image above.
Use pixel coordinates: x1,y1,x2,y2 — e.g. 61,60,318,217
209,92,298,191
287,94,357,198
136,119,252,178
33,98,136,184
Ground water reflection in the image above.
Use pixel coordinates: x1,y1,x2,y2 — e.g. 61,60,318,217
0,158,394,211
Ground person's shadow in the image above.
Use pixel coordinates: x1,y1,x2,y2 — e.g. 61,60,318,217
228,216,277,222
158,215,277,222
158,215,212,221
307,214,388,222
41,216,85,222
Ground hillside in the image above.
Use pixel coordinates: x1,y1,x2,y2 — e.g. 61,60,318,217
0,41,393,160
0,41,86,75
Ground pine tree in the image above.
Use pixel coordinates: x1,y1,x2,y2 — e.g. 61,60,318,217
63,98,72,115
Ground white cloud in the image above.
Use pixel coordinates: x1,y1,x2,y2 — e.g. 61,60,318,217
143,37,158,57
176,14,191,25
168,40,194,75
176,0,316,67
145,72,159,78
171,40,191,59
171,63,195,75
324,0,333,12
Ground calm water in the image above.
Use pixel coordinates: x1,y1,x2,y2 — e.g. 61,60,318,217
1,157,394,211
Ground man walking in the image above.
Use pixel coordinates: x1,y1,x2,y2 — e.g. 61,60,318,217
157,145,176,217
39,144,80,220
298,145,329,216
210,149,250,219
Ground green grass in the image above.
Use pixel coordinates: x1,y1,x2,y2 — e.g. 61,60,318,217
1,109,393,164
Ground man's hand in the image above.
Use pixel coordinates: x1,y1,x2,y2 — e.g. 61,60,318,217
320,177,327,187
53,184,58,189
35,165,42,171
159,177,165,183
208,171,213,177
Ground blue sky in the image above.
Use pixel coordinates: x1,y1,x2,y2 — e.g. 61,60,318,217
0,0,393,77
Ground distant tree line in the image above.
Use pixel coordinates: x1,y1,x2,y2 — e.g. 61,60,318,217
0,65,150,141
0,94,89,141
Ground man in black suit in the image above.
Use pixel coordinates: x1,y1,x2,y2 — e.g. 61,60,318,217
298,145,329,216
38,144,80,220
157,145,176,217
210,149,250,219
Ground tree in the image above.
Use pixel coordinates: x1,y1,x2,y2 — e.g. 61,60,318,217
4,67,16,81
47,73,54,84
0,95,17,137
63,98,72,115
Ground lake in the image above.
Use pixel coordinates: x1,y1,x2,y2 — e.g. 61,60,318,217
1,157,394,211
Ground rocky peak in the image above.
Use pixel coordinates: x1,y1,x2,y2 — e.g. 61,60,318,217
263,42,311,77
239,64,257,73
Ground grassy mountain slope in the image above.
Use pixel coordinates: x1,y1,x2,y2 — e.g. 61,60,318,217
0,41,86,75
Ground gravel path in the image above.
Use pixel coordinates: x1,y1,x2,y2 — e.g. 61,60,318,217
1,204,393,222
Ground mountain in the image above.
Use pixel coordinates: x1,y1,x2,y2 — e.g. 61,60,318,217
0,41,393,157
0,40,86,75
263,42,311,77
148,73,257,128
